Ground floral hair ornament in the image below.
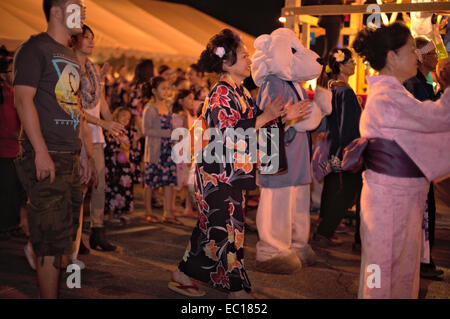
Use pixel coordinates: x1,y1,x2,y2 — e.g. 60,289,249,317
333,50,345,63
215,46,226,59
325,65,333,74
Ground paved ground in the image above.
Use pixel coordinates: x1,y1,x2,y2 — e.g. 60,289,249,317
1,186,449,299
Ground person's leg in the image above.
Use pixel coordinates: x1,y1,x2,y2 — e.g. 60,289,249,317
172,189,178,214
183,186,193,215
427,183,436,250
163,185,174,218
90,144,106,229
20,206,37,270
390,188,425,298
89,145,115,250
71,155,85,263
332,172,362,236
292,184,316,265
426,184,440,267
317,172,361,239
0,158,21,232
353,192,362,249
72,195,85,261
20,206,30,237
19,152,82,298
171,268,205,297
317,174,333,220
358,171,427,299
145,186,153,216
310,172,323,212
36,256,60,299
420,183,443,276
144,186,161,222
256,186,294,260
316,173,342,238
358,176,394,299
255,186,302,273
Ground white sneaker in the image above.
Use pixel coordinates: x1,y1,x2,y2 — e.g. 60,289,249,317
24,243,36,271
71,259,85,270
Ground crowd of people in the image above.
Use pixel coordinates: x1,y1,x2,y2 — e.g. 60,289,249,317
0,0,449,300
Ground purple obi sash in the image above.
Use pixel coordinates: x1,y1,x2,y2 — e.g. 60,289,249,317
342,138,424,178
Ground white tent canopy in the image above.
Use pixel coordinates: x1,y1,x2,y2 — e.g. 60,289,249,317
0,0,256,63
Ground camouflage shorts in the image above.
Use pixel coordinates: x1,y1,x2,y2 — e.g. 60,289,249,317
15,151,83,258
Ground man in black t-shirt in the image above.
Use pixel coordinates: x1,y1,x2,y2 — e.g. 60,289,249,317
13,0,87,299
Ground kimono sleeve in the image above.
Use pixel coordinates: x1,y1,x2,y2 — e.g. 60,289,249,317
341,88,362,144
387,87,450,133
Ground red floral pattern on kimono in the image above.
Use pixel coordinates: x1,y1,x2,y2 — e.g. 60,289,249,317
210,85,231,110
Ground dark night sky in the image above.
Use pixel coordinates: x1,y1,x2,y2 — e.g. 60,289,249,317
158,0,286,37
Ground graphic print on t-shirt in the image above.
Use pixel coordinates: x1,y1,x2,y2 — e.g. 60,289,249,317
52,59,81,130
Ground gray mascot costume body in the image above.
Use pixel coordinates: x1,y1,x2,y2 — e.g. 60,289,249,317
251,28,332,274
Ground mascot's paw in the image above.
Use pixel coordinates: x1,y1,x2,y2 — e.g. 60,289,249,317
294,245,318,266
255,250,302,274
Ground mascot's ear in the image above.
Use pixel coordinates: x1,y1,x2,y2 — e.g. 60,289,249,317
254,34,272,53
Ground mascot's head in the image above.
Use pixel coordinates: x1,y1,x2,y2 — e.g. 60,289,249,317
251,28,323,87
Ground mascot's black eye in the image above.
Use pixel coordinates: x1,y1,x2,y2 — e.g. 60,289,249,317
291,48,297,54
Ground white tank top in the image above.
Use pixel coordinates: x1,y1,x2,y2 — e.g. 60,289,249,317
85,101,105,145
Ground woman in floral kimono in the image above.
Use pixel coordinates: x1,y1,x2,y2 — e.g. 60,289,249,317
352,22,450,298
169,29,308,298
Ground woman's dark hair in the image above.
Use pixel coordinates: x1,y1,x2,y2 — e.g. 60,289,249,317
352,22,411,71
173,89,193,114
70,24,94,47
197,29,243,74
144,76,167,100
151,76,167,90
174,76,187,87
132,59,155,85
82,25,94,38
243,76,257,92
197,102,204,117
141,81,152,100
189,64,202,75
0,57,12,105
158,65,170,75
317,48,353,88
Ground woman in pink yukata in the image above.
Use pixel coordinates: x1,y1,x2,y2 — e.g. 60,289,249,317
351,22,450,299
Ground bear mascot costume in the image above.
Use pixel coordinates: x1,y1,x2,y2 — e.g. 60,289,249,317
251,28,332,274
